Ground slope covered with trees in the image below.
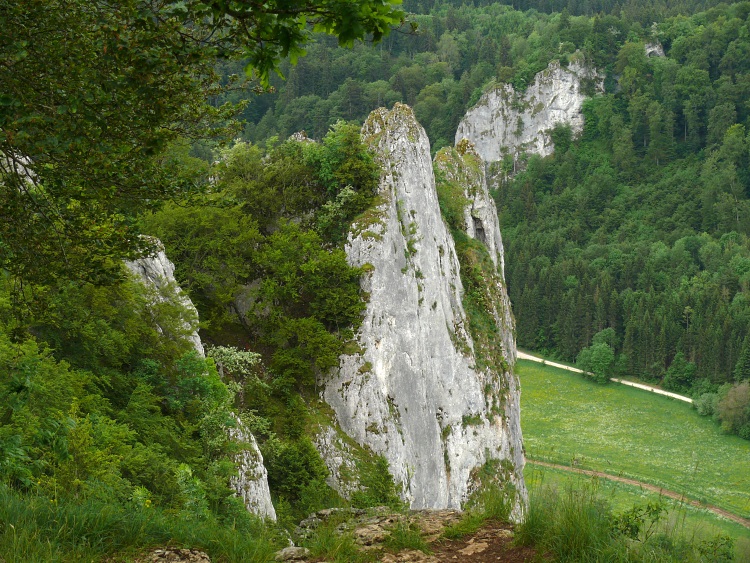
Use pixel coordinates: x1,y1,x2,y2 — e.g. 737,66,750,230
495,2,750,440
0,1,404,559
236,0,732,149
0,0,403,291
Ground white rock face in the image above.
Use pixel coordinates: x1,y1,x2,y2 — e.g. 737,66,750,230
455,59,603,165
125,242,204,357
323,104,526,518
645,42,666,58
314,426,360,499
229,416,277,521
126,243,276,521
435,140,516,366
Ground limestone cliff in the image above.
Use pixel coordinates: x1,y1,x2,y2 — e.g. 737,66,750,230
126,245,276,521
323,104,526,518
455,58,603,167
125,242,204,357
228,416,277,521
433,139,516,367
645,42,666,58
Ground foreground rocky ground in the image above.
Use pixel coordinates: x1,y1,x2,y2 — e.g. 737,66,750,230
278,507,544,563
133,508,544,563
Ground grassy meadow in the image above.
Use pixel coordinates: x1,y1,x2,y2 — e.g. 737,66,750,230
525,463,750,549
517,359,750,520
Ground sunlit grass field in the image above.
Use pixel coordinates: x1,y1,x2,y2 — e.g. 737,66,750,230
518,359,750,519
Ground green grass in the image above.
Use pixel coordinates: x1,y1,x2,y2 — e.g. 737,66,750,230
305,524,374,563
525,464,750,549
441,512,486,539
518,359,750,520
0,485,281,562
384,520,432,554
440,481,515,540
519,464,750,562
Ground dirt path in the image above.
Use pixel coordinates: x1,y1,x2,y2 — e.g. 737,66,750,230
528,460,750,529
427,522,546,562
516,350,693,404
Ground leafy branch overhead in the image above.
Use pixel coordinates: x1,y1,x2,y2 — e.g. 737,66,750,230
197,0,406,85
0,0,404,289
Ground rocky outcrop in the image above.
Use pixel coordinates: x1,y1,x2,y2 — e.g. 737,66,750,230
433,139,516,366
314,425,361,499
322,104,526,518
143,548,211,562
125,242,204,357
277,506,525,562
645,42,665,58
455,58,603,167
126,244,276,521
228,415,277,521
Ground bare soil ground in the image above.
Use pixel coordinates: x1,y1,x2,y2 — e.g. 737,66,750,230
425,521,546,562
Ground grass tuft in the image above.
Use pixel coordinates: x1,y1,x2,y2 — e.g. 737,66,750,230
384,520,431,554
304,520,374,563
0,485,280,562
441,482,514,541
441,512,486,539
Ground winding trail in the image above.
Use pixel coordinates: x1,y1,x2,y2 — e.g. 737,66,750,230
527,460,750,529
516,350,693,403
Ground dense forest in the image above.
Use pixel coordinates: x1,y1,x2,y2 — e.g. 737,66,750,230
494,2,750,440
235,0,734,149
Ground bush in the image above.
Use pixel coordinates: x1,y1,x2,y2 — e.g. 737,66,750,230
662,353,697,393
351,456,403,510
263,435,329,507
716,381,750,435
576,340,614,384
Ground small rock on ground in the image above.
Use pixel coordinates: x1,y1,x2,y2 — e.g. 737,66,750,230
144,548,211,562
274,546,311,561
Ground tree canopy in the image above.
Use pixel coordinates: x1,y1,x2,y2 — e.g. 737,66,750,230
0,0,404,290
197,0,406,84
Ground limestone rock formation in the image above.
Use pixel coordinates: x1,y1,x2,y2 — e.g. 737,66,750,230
322,104,526,518
125,241,204,357
126,244,276,521
143,548,211,562
455,58,603,167
228,415,277,521
645,42,666,58
314,425,361,499
433,139,516,366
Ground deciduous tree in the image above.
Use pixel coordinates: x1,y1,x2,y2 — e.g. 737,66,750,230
0,0,404,289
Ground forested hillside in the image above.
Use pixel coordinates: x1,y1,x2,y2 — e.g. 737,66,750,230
236,0,732,149
496,2,750,438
